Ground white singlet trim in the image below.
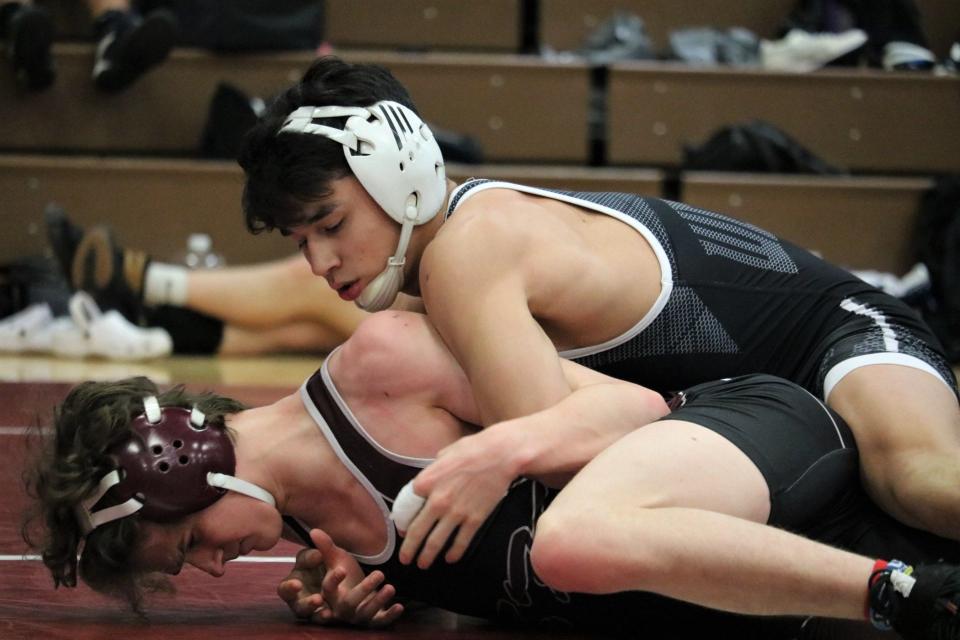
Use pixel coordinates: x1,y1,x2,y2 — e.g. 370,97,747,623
447,180,674,360
321,349,434,470
822,297,955,401
299,379,395,566
823,352,953,402
796,386,848,448
296,351,435,566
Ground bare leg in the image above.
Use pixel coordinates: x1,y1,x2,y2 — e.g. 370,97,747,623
186,255,368,341
531,420,874,619
828,364,960,540
218,321,341,356
85,0,128,17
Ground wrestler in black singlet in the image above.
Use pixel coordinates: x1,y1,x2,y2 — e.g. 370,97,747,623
446,180,957,401
287,361,956,638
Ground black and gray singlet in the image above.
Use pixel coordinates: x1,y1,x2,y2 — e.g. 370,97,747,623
446,179,957,400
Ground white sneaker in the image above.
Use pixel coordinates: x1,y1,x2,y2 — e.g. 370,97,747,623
0,303,54,353
57,292,172,361
761,28,868,72
882,41,936,71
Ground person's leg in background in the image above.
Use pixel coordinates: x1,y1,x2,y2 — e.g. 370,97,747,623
47,206,366,353
146,305,346,356
0,0,55,90
86,0,177,91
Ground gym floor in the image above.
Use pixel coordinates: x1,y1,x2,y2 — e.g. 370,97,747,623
0,353,590,639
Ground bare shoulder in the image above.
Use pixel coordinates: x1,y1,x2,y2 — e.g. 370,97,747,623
422,188,552,283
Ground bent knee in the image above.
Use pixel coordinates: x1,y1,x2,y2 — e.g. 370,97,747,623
531,509,593,593
340,311,424,364
532,507,663,594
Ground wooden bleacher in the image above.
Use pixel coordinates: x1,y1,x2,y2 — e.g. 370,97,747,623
607,62,960,174
539,0,960,58
326,0,525,52
0,46,590,163
680,172,933,273
0,154,662,264
2,0,958,273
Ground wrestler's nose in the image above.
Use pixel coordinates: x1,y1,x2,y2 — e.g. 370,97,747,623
303,238,339,279
187,548,225,578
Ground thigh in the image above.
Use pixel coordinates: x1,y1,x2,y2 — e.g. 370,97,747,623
829,363,960,454
553,375,860,530
552,418,772,524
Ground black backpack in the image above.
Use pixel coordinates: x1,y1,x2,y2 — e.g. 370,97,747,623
914,176,960,362
683,120,844,175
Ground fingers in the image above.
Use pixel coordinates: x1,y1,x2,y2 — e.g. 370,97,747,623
319,569,403,627
277,578,327,620
412,517,458,569
277,578,302,603
309,528,336,554
391,481,426,533
369,602,405,628
444,520,480,564
294,547,323,570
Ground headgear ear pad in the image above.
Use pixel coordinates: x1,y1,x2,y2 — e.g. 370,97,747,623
280,101,447,225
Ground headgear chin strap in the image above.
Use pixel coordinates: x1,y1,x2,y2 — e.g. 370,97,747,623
279,101,447,311
75,396,276,535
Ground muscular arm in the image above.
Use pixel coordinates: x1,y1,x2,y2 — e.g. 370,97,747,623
500,362,670,485
420,203,574,426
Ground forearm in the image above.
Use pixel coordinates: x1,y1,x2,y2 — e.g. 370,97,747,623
497,382,669,484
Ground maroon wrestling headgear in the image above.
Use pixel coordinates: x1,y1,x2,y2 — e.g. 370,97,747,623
75,396,275,534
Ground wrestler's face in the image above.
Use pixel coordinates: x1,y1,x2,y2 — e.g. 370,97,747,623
135,493,283,578
284,175,402,303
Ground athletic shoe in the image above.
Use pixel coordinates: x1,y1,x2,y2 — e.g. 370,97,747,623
91,8,176,92
868,560,960,640
44,203,85,282
761,28,868,72
70,224,150,324
5,3,55,91
53,292,171,361
0,303,53,352
883,41,936,71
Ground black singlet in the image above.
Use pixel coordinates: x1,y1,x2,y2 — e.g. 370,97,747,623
446,180,957,401
289,362,957,637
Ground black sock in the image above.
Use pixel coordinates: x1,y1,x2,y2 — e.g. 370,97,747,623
0,2,23,35
145,305,224,355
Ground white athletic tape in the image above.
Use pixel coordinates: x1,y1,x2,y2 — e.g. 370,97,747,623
390,481,425,532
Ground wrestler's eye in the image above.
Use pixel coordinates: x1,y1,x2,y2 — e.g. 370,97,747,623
297,237,307,251
323,219,343,235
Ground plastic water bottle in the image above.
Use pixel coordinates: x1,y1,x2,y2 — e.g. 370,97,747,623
182,233,224,269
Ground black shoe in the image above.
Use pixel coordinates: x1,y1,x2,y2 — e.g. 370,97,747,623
92,8,176,92
69,224,150,323
869,560,960,640
44,203,85,282
5,3,55,91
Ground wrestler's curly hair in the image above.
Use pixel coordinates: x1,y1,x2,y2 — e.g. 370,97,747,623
238,55,419,234
21,377,244,611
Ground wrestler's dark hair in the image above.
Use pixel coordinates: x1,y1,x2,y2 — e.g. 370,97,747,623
238,55,419,234
21,377,244,612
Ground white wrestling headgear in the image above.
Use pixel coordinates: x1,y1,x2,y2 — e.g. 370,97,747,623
74,396,276,535
278,100,447,311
